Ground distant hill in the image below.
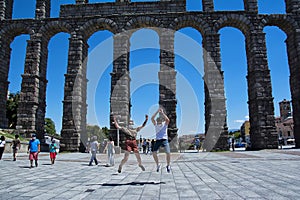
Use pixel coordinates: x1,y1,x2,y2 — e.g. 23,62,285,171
228,129,240,133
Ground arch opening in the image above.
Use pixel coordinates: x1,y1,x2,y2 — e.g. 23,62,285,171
86,30,114,135
175,27,204,139
219,27,248,148
12,0,35,19
129,28,160,140
214,0,244,11
46,33,70,135
264,26,293,146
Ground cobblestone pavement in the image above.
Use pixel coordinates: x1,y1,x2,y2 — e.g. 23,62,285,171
0,149,300,200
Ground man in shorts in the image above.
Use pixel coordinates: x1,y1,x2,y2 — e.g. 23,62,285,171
151,108,171,173
11,134,21,161
113,114,148,173
28,133,40,168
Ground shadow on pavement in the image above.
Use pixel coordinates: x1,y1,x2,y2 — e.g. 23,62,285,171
100,181,166,186
18,166,31,169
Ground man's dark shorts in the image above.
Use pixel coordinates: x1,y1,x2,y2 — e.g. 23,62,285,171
153,139,170,153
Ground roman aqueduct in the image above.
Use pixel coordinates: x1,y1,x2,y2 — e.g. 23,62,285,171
0,0,299,151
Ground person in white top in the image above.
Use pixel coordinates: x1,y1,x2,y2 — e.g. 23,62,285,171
104,136,115,167
151,108,171,173
88,136,99,166
0,136,6,160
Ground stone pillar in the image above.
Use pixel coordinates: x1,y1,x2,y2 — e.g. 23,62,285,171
61,35,87,152
286,33,300,148
35,0,51,19
244,0,258,13
110,33,131,148
0,38,11,128
159,29,178,152
246,31,277,150
17,35,43,138
202,0,214,12
0,0,13,20
35,39,48,138
285,0,300,13
202,33,228,151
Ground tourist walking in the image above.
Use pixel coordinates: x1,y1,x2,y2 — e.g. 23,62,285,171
89,136,99,166
104,136,115,167
49,140,57,165
113,114,148,173
151,108,171,173
0,136,6,160
11,135,21,161
28,134,40,168
231,137,235,151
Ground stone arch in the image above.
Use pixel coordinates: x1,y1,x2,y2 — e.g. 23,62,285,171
38,21,73,43
124,16,162,36
260,15,299,36
169,15,211,36
0,23,34,44
81,18,118,41
214,14,253,36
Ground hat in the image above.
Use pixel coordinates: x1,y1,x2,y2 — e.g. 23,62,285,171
31,133,36,137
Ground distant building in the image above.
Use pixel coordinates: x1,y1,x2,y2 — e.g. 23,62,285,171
240,120,250,143
275,99,294,145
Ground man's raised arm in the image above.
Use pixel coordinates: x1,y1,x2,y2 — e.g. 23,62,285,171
136,115,149,132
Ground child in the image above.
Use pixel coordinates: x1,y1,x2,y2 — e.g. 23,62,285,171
49,140,57,165
104,136,115,167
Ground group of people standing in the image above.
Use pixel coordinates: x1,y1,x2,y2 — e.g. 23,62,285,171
0,133,58,168
2,107,171,174
142,138,155,155
112,108,171,173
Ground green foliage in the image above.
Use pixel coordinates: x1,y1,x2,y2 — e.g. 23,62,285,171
44,118,57,136
101,126,110,138
6,92,20,129
234,131,241,138
229,130,241,139
87,125,109,142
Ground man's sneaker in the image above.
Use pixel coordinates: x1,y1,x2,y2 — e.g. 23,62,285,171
118,165,122,173
166,165,171,173
139,164,145,171
156,164,161,172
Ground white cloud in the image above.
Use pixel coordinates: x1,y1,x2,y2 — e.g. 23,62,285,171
234,120,245,123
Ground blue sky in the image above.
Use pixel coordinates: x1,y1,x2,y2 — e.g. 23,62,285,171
9,0,290,138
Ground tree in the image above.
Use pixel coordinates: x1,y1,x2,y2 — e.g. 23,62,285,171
45,118,57,136
86,125,109,142
102,126,110,138
6,92,20,128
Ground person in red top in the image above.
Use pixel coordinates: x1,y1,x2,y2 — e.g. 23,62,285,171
113,115,148,173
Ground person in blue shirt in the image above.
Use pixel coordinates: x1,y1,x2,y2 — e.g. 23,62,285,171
28,134,40,168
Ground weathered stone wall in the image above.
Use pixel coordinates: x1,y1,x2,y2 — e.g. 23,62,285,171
0,0,299,151
60,1,186,18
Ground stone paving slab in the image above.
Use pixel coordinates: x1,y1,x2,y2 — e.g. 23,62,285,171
0,149,300,199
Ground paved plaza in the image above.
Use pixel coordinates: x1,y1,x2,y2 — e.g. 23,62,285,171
0,149,300,200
